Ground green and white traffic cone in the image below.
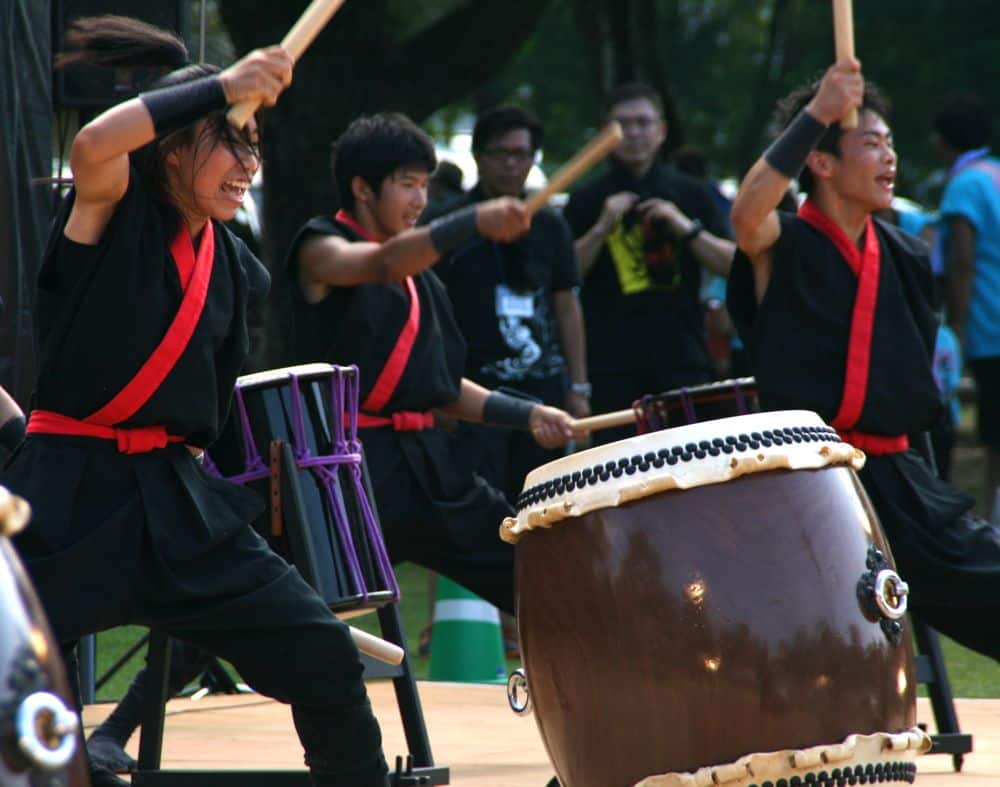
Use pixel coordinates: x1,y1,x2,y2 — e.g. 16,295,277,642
427,576,506,683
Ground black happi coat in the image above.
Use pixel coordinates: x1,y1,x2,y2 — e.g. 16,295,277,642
282,216,513,562
284,216,464,413
4,169,273,635
728,211,1000,659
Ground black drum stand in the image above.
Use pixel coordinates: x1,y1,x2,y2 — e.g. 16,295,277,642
130,441,448,786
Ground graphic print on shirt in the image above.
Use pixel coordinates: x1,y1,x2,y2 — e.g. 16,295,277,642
606,214,681,294
483,286,565,382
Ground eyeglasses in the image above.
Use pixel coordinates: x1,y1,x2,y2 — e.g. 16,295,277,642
481,147,536,164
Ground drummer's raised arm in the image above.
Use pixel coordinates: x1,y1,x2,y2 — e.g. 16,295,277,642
731,59,861,264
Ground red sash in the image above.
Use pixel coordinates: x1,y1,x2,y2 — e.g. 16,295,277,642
797,200,907,455
27,223,216,453
334,210,431,431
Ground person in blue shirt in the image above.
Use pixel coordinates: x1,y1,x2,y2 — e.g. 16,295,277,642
934,93,1000,517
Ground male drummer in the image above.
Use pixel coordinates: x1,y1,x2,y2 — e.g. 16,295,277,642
275,112,581,615
727,57,1000,660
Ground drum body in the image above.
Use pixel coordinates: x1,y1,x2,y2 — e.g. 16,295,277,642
505,412,921,787
209,364,398,614
634,377,758,433
1,490,87,786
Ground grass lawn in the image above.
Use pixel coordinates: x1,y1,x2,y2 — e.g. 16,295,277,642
90,561,999,704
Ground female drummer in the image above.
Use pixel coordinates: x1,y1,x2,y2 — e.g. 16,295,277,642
2,16,388,786
278,113,581,615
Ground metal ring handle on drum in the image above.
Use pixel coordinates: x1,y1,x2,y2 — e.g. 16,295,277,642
873,569,909,620
507,668,532,715
15,691,79,770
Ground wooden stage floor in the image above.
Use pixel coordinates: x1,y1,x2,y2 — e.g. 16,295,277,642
83,684,999,786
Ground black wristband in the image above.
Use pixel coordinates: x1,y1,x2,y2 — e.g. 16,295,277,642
0,415,25,453
680,219,703,246
763,110,828,179
483,391,534,431
140,75,229,138
429,206,479,255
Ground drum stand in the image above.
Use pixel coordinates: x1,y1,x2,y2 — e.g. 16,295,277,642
912,618,973,772
130,445,449,786
908,433,973,772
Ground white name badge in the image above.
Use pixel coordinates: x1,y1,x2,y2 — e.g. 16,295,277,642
495,285,534,318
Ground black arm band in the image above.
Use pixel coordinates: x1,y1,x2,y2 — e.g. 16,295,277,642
429,206,479,255
763,110,828,179
0,415,25,453
483,391,534,430
140,75,229,138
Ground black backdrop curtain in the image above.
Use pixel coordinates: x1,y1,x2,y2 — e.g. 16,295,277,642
0,0,52,406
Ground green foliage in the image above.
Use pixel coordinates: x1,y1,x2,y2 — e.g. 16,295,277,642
437,0,1000,197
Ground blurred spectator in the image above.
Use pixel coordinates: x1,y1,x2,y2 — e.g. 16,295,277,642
563,83,734,444
934,92,1000,517
428,105,589,505
931,322,962,481
426,159,465,213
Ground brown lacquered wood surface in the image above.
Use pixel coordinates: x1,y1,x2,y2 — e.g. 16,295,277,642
0,537,88,786
515,466,916,787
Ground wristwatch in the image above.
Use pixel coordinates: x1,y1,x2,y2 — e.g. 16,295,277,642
680,219,704,246
569,382,593,398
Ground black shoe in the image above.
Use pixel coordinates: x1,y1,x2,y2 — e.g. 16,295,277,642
89,764,132,786
88,734,138,773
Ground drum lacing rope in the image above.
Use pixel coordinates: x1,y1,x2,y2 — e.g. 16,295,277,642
635,394,663,435
678,387,697,423
218,385,271,484
734,380,748,415
282,372,367,601
335,367,399,600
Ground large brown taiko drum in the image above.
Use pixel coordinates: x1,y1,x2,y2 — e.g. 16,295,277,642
502,411,928,787
0,486,88,787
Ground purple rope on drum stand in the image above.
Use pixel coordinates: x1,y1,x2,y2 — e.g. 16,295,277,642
633,395,655,434
331,367,349,455
288,373,368,601
734,380,748,415
222,384,271,484
342,366,398,599
678,387,697,424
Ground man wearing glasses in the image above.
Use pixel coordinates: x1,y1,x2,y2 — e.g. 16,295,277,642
564,83,735,444
430,105,589,506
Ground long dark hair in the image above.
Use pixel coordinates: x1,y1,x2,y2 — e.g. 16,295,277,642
56,15,260,225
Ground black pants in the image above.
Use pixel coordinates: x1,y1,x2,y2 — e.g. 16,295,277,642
362,427,516,615
8,439,387,787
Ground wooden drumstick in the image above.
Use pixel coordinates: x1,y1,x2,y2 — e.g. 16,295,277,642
832,0,858,129
524,121,623,215
570,407,637,433
227,0,349,128
349,625,405,666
